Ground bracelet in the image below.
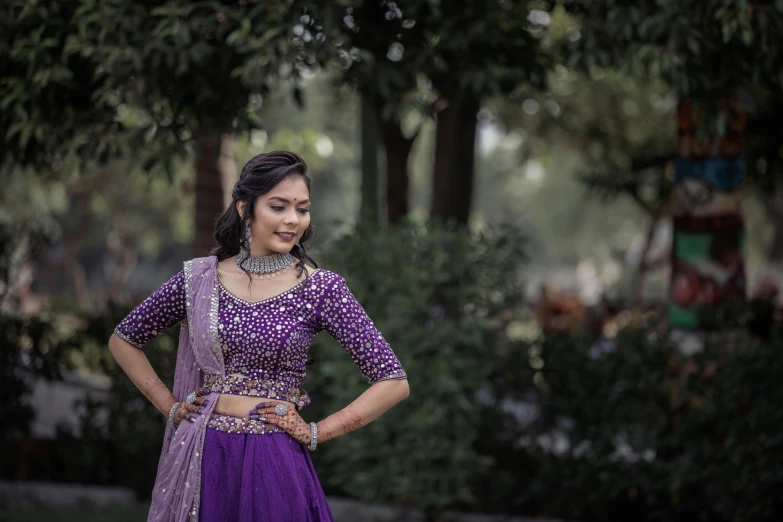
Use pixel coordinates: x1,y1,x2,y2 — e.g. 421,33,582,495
307,422,318,451
168,401,181,429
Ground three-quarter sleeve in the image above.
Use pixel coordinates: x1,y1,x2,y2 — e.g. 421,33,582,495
316,271,407,384
113,270,186,349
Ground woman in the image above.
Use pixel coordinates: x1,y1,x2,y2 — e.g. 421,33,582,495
108,151,410,522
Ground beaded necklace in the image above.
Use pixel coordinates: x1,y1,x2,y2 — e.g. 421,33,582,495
236,250,295,280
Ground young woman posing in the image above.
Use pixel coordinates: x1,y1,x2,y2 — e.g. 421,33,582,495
108,151,409,522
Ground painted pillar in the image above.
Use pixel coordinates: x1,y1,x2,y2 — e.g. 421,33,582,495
668,100,746,334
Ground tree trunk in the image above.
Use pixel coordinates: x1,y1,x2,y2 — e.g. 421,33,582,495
219,131,239,209
382,117,417,224
62,178,93,308
193,128,231,257
430,93,479,225
105,217,138,304
759,190,783,262
630,203,665,305
752,188,783,305
360,92,382,229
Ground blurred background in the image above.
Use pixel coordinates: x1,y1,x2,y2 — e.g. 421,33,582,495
1,1,782,521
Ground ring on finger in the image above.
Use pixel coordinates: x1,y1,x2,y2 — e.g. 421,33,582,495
186,392,197,405
274,404,288,416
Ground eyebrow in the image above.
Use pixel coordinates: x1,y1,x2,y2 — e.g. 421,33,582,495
268,196,311,204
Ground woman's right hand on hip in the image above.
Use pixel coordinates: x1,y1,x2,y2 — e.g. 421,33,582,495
174,389,209,426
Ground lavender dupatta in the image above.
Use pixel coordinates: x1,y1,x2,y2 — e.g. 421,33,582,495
148,256,223,522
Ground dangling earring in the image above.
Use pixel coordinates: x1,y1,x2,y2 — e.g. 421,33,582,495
243,222,252,245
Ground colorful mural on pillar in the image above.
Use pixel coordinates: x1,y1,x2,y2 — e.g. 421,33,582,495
668,100,746,329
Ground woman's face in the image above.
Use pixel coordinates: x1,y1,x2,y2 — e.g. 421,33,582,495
237,175,311,256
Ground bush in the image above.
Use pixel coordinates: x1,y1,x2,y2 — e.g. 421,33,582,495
480,329,783,522
6,219,782,522
305,220,783,522
61,306,178,497
0,315,66,480
5,219,533,514
0,305,177,498
303,220,529,516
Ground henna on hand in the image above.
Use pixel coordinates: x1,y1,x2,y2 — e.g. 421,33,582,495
249,402,367,446
173,388,209,427
138,376,178,417
252,403,311,445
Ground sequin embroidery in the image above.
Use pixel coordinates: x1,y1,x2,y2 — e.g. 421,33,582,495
207,412,287,435
115,267,408,406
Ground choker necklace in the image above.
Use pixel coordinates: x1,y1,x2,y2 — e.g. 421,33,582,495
236,251,296,280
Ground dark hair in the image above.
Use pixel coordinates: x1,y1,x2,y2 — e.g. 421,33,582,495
209,151,318,285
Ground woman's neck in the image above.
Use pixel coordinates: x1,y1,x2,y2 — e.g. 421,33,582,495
247,246,280,257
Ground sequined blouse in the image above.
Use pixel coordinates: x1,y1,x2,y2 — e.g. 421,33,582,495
113,268,407,409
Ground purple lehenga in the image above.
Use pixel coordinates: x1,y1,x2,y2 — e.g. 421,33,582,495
114,256,407,521
198,415,333,521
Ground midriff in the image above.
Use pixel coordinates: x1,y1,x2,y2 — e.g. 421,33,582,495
202,372,311,410
212,393,295,419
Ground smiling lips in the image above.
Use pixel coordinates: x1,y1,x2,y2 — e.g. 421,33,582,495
275,232,296,241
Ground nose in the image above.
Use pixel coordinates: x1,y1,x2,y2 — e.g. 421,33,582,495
283,209,299,226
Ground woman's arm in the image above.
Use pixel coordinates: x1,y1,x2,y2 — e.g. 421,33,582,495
255,270,411,445
108,334,179,417
309,272,410,443
255,378,409,446
108,269,204,424
108,334,206,424
316,378,409,443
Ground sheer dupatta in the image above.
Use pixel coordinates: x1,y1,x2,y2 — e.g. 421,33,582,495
148,256,223,522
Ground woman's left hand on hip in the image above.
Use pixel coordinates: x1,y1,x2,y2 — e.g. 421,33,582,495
250,402,311,445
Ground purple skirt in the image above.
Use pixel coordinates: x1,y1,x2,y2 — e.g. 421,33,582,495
199,413,335,522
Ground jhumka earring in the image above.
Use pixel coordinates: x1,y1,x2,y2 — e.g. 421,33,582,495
244,222,252,244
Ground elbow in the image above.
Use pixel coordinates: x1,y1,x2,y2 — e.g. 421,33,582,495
400,379,410,401
108,332,136,359
107,333,122,359
374,377,409,402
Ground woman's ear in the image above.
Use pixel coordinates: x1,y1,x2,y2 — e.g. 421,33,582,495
235,200,246,217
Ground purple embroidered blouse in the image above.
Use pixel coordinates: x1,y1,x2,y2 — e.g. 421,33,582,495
114,268,407,409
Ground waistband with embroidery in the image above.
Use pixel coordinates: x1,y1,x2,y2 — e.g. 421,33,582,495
207,412,287,435
202,373,311,410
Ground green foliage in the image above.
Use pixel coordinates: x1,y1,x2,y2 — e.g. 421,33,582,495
550,0,783,194
60,308,178,496
303,220,529,511
0,315,65,465
314,0,550,117
0,303,177,496
1,0,314,169
5,220,782,521
0,1,125,166
556,1,783,99
0,194,59,302
71,0,310,128
488,65,676,217
410,0,551,96
481,329,783,522
302,220,783,521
